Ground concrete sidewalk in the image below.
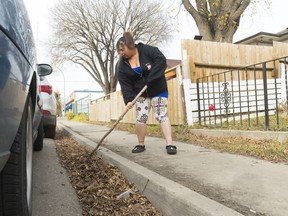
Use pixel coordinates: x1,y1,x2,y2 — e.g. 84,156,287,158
58,118,288,216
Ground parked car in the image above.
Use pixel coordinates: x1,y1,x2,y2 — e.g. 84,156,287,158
0,0,52,215
40,76,57,139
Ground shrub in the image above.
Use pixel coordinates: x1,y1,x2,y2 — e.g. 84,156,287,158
73,113,89,122
66,112,74,120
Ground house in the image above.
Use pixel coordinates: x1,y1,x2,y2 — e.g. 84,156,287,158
234,27,288,46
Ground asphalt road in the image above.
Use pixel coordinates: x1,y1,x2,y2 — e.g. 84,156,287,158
32,138,82,216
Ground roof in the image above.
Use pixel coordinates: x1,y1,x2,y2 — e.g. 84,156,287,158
234,27,288,45
166,59,181,68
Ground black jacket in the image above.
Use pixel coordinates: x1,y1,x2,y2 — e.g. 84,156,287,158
117,43,168,105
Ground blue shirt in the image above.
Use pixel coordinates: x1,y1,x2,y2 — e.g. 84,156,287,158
133,67,168,98
133,66,142,75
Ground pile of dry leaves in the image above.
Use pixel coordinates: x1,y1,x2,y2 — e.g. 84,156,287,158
55,132,162,216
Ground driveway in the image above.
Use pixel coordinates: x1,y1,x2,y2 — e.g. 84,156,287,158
32,138,82,216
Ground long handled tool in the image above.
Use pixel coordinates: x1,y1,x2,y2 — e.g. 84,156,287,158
86,85,147,162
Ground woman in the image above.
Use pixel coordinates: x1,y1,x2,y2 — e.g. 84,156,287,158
116,32,177,155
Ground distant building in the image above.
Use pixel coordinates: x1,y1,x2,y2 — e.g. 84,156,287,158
235,27,288,46
65,90,104,112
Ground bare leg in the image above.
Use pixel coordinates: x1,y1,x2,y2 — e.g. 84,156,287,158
160,119,173,145
151,97,173,146
136,123,146,145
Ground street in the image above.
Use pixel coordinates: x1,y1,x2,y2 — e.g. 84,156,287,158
32,138,82,216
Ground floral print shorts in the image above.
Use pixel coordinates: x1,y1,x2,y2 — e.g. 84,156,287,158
135,96,168,124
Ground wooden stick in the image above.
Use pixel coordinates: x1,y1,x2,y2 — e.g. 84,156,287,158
86,85,147,162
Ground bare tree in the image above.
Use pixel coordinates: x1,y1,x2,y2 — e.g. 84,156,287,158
181,0,270,42
50,0,173,94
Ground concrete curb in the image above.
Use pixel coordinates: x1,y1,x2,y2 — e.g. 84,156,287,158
58,123,243,216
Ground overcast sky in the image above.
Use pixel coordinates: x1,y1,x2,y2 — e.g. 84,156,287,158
23,0,288,100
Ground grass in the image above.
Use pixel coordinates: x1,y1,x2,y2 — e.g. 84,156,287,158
198,112,288,131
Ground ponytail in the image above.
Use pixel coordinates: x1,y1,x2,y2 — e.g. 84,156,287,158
116,31,135,51
123,32,135,49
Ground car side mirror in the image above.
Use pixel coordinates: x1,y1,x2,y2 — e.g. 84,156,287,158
37,64,53,76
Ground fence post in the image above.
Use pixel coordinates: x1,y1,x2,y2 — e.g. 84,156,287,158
262,63,269,130
284,58,288,114
182,57,194,126
196,79,201,125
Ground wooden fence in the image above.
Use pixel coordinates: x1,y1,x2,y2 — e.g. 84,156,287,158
89,66,185,125
181,40,288,82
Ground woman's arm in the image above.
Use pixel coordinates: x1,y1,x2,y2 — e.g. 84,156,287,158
118,70,135,105
143,45,167,86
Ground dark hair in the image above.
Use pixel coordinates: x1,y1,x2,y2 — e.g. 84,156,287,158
116,32,135,52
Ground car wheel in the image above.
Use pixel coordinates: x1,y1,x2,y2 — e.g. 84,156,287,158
0,96,33,216
34,118,44,151
44,125,56,139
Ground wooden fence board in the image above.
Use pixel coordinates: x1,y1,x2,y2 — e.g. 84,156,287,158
182,40,288,83
90,100,111,122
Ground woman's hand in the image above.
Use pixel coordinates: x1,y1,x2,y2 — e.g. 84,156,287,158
126,102,134,109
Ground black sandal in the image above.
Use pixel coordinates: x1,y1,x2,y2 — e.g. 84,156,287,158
166,145,177,155
132,145,145,153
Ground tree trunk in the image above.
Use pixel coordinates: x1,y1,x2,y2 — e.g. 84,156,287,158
182,0,251,43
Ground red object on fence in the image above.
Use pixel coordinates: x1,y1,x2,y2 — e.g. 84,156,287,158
209,104,215,112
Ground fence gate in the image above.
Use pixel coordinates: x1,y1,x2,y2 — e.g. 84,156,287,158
194,56,288,130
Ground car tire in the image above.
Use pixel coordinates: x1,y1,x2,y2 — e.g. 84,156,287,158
34,118,44,151
44,125,56,139
0,95,33,216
